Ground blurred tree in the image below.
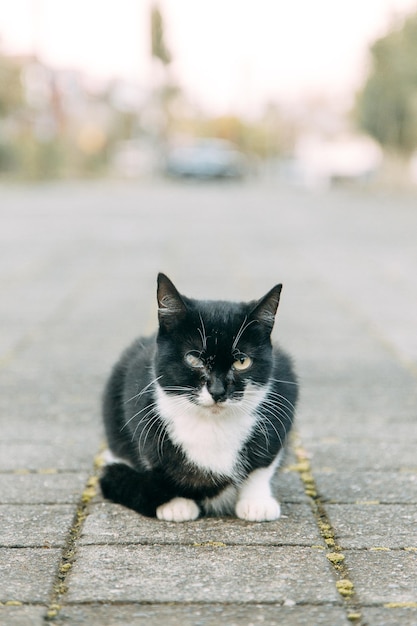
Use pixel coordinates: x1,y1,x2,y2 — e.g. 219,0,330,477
0,50,24,172
357,12,417,158
0,49,24,116
151,4,171,66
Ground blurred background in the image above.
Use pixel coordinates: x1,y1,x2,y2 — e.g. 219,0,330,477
1,0,417,188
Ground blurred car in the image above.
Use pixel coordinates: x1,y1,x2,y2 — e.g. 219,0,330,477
165,139,246,180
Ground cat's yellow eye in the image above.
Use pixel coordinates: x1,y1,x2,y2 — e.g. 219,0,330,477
232,355,252,371
185,353,204,369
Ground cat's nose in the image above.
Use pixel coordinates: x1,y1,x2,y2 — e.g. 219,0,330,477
208,377,227,403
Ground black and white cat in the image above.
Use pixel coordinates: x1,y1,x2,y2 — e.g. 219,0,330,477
100,274,298,522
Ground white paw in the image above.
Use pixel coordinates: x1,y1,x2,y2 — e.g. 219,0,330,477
235,497,281,522
156,497,200,522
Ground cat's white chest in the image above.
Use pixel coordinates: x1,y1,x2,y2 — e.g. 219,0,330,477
155,384,260,476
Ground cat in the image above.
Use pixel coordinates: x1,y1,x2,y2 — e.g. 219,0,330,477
100,273,298,522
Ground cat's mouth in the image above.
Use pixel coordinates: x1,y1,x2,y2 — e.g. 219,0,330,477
197,395,226,411
204,401,227,414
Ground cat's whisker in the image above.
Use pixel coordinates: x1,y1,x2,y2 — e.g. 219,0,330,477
162,386,195,394
264,390,298,413
261,402,293,433
124,375,163,405
269,377,300,386
260,413,285,449
232,316,258,351
132,406,159,442
136,410,160,450
156,421,169,462
261,403,292,442
261,394,293,414
255,418,271,452
198,313,207,351
120,401,159,432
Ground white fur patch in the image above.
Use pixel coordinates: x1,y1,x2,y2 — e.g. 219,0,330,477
156,497,200,522
101,449,131,467
198,385,216,407
155,382,269,476
235,454,282,522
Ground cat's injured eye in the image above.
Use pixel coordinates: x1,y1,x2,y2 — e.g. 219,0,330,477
185,352,205,369
232,355,253,371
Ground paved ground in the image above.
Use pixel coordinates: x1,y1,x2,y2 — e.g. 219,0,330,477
0,180,416,626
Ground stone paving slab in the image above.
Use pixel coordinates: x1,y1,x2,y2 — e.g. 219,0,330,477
300,418,416,443
81,502,321,546
0,547,61,603
55,603,351,626
299,379,417,426
66,545,338,604
0,504,75,547
347,550,417,604
361,607,417,626
0,442,98,472
315,472,417,504
0,472,88,504
305,441,417,472
0,606,46,626
326,504,417,549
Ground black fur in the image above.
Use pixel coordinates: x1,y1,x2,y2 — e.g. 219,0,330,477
100,273,298,518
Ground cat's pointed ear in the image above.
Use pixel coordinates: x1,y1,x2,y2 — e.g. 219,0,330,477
250,284,282,331
157,273,187,330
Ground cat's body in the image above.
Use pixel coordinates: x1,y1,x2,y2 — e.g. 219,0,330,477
100,274,298,522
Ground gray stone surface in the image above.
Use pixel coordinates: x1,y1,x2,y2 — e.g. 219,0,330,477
0,472,88,504
306,441,417,472
361,607,417,626
81,502,321,546
1,182,417,625
0,504,75,547
327,504,417,549
0,442,97,471
66,545,338,603
0,547,61,602
315,472,417,504
56,604,351,626
0,606,46,626
347,550,417,604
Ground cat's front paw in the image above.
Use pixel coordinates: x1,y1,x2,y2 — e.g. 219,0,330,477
235,497,281,522
156,497,200,522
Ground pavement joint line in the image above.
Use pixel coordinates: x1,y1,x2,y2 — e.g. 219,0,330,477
2,469,81,474
49,599,344,608
290,433,364,625
43,452,103,622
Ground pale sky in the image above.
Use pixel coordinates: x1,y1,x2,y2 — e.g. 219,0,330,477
0,0,416,115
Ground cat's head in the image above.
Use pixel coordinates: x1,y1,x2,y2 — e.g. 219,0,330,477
155,273,282,410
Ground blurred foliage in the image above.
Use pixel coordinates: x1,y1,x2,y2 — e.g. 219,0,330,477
186,108,296,158
357,12,417,157
0,52,24,116
151,3,171,65
0,46,113,180
0,1,298,182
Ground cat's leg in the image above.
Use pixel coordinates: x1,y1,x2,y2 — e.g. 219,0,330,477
235,456,282,522
202,484,238,517
156,497,200,522
100,463,175,517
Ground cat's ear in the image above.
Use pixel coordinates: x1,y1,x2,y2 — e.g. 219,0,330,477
250,284,282,331
157,273,187,330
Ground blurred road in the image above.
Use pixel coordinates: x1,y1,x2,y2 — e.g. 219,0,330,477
1,181,416,625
